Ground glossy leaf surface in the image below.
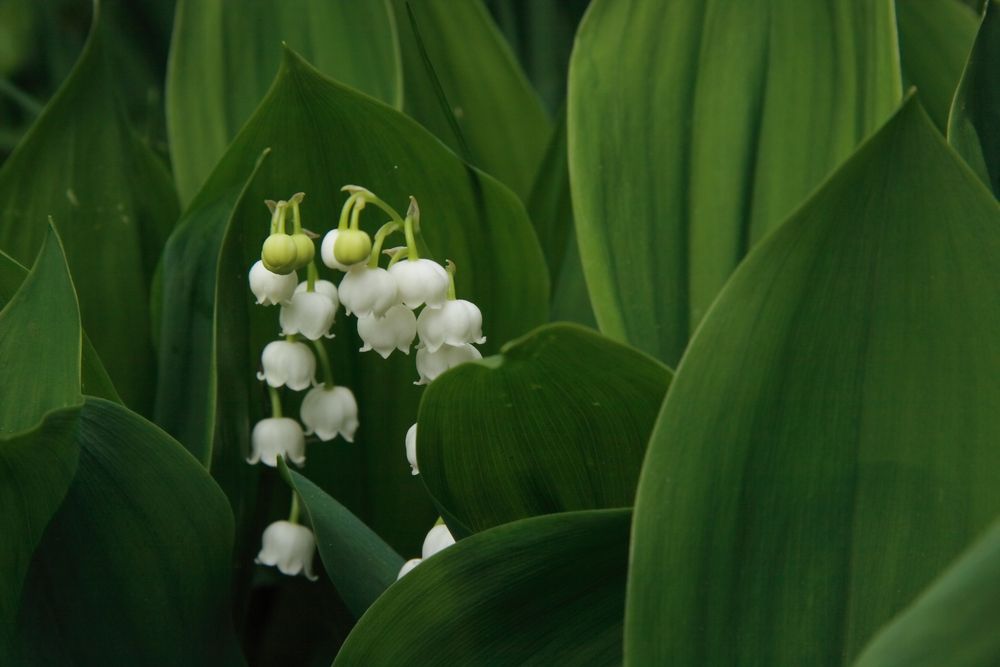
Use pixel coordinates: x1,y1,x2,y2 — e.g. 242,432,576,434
335,509,630,666
568,0,901,364
167,0,401,204
419,323,670,533
626,98,1000,665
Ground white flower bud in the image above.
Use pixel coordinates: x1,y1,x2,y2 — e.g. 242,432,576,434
321,229,364,271
397,557,422,580
248,417,306,467
257,340,316,391
422,523,455,559
388,259,449,309
279,281,337,340
415,343,483,385
255,520,318,580
300,385,359,442
405,423,418,475
249,260,297,306
338,266,400,317
416,299,485,353
358,305,417,358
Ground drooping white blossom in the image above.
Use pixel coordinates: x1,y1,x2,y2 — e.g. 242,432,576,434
422,523,456,559
405,423,418,476
320,229,363,272
397,558,422,580
257,340,316,391
415,343,483,385
416,299,485,353
279,282,337,340
300,385,359,442
255,520,319,580
248,260,297,306
358,305,417,358
338,266,400,317
388,258,449,310
248,417,306,467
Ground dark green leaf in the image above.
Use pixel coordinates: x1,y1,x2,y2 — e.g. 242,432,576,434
392,0,550,198
335,509,630,666
896,0,979,130
0,4,179,413
949,0,1000,195
626,98,1000,665
283,464,404,617
419,323,670,534
853,519,1000,667
167,0,402,204
568,0,901,365
14,398,243,666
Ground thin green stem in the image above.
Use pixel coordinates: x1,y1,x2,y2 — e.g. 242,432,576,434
386,247,408,268
311,339,334,388
361,193,406,227
403,215,420,260
349,198,367,230
291,198,303,234
289,491,301,524
275,201,289,234
269,201,283,234
307,261,318,291
445,260,457,300
338,193,362,231
368,221,402,268
269,385,283,418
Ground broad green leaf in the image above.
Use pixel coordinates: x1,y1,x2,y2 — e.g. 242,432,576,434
13,398,243,666
853,519,1000,667
284,464,404,617
392,0,550,199
568,0,901,365
335,509,630,666
0,3,178,414
157,48,549,553
419,323,670,534
949,0,1000,195
626,98,1000,666
896,0,979,130
167,0,402,205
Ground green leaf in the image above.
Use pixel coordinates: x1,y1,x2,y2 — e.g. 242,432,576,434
949,0,1000,196
167,0,402,205
283,464,404,617
334,509,630,666
853,518,1000,667
896,0,979,130
0,3,179,414
392,0,550,198
13,398,243,666
625,98,1000,666
568,0,902,365
419,323,670,534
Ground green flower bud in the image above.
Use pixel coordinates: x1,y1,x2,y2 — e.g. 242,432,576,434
261,233,298,274
334,229,373,266
290,233,315,268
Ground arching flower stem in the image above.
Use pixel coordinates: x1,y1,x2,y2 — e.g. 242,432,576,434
311,339,335,388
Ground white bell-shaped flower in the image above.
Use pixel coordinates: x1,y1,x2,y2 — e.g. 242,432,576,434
422,523,456,559
405,423,418,475
397,558,422,580
249,260,297,306
320,229,364,272
416,299,485,353
300,385,359,442
255,520,318,581
415,343,483,385
248,417,306,467
338,266,399,317
388,258,449,309
257,340,316,391
280,281,337,340
358,305,417,358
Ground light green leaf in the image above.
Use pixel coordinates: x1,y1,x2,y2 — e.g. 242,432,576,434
568,0,901,365
0,3,179,413
896,0,979,130
949,0,1000,195
853,518,1000,667
167,0,402,205
283,464,404,617
419,323,670,534
392,0,550,198
335,509,630,666
13,398,243,666
626,98,1000,666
